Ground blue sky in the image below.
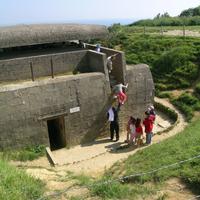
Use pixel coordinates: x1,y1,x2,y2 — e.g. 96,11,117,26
0,0,200,26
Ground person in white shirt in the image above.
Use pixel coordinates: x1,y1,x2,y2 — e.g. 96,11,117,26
106,54,118,73
107,106,120,141
95,44,101,52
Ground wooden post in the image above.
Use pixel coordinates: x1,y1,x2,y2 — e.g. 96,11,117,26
50,58,54,78
161,25,163,36
30,61,34,81
143,26,146,35
183,25,186,37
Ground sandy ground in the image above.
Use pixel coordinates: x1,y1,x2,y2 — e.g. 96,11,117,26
11,97,197,200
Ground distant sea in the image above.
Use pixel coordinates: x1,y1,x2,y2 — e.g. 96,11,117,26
67,18,137,26
0,18,137,27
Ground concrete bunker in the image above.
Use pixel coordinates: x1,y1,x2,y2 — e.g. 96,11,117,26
0,24,154,150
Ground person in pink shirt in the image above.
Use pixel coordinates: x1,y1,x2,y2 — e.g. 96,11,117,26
143,111,155,144
125,116,136,144
112,83,128,109
135,118,144,146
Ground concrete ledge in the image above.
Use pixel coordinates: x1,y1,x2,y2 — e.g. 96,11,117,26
46,147,58,166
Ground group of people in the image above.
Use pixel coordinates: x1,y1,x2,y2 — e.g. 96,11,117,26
107,101,156,146
96,43,156,146
107,82,129,141
125,106,156,146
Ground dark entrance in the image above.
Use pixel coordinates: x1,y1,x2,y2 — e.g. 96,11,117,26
47,117,66,150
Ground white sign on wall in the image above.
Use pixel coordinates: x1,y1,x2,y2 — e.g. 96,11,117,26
70,106,80,113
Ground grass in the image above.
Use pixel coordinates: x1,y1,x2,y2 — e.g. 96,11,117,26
91,181,157,200
87,119,200,199
195,82,200,95
171,92,200,121
64,171,93,186
0,159,45,200
98,25,200,92
101,25,200,125
0,145,46,161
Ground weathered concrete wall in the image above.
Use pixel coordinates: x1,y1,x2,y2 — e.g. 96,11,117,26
0,73,111,149
86,50,109,82
0,50,88,83
86,44,126,84
118,64,155,132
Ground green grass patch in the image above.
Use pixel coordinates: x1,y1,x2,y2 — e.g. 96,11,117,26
154,102,178,122
91,181,156,200
0,145,46,161
0,159,45,200
195,82,200,96
171,93,200,121
98,25,200,91
156,91,172,99
63,171,93,186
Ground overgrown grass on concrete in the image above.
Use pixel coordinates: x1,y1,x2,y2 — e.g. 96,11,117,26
0,159,45,200
89,119,200,199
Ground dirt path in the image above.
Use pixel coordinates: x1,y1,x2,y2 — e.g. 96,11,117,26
155,29,200,37
11,97,192,199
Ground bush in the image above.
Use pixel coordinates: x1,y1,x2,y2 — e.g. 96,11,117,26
131,16,200,26
98,26,200,91
195,83,200,95
171,93,200,121
156,91,172,99
155,102,178,122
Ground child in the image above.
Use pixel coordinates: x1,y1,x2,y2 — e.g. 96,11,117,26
125,116,136,144
135,118,144,146
143,111,155,145
129,117,136,144
148,105,156,117
113,83,128,106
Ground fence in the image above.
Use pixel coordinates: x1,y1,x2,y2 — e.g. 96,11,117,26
125,26,200,37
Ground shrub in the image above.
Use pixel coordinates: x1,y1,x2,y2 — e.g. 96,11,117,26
171,93,200,121
195,83,200,95
156,91,172,99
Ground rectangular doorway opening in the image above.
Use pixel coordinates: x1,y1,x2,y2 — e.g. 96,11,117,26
47,117,66,151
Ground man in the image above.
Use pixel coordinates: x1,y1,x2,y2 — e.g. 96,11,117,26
107,106,120,141
95,44,101,52
106,54,118,73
